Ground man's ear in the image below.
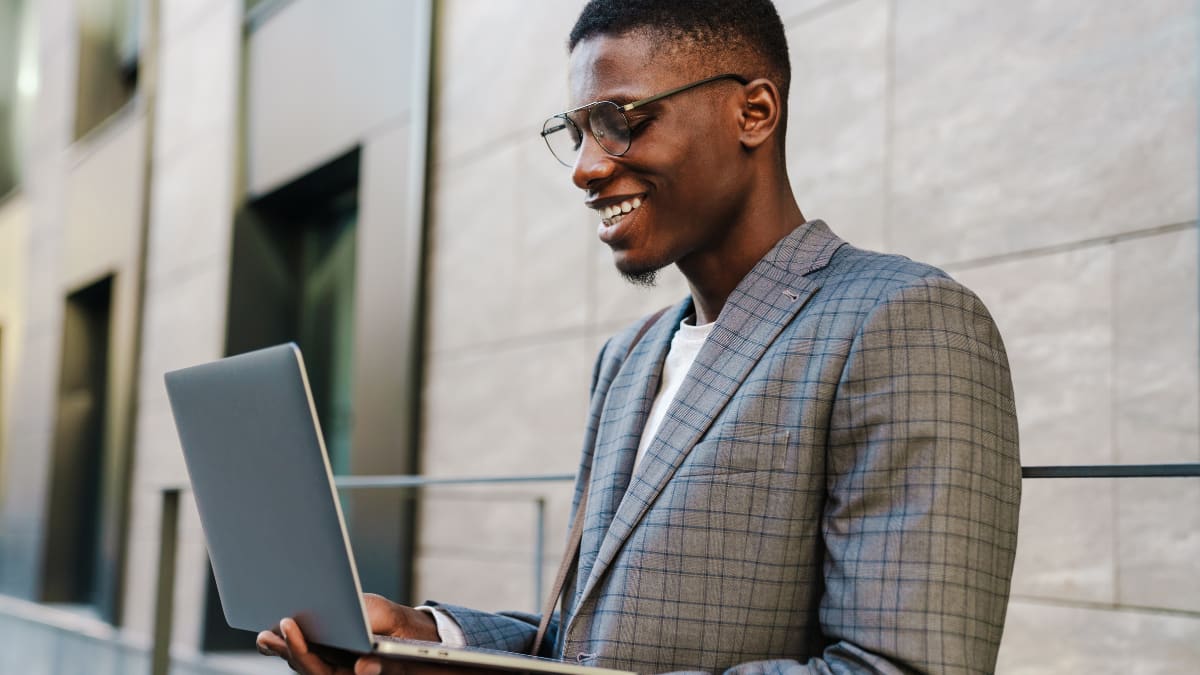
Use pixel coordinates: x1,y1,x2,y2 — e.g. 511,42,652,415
738,78,782,150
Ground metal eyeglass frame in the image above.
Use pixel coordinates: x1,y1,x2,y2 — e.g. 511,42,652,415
541,73,750,167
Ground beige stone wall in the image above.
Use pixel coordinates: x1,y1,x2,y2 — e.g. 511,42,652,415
417,0,1200,670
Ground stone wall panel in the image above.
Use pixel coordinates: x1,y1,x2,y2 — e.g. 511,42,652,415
785,0,888,253
890,0,1197,265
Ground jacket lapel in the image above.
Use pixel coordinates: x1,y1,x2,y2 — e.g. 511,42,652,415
577,300,690,581
573,221,845,617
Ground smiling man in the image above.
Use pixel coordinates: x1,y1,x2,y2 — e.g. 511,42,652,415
259,1,1021,674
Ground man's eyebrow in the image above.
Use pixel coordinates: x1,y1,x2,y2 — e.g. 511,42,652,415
589,88,653,107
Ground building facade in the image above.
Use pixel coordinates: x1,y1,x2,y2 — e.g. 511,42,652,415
0,0,1196,673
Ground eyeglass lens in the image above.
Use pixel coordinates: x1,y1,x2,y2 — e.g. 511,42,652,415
541,102,631,166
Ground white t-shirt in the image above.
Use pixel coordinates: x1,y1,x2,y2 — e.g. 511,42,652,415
634,317,714,469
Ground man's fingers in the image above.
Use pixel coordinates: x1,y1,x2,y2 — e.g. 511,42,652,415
281,618,305,650
281,617,338,675
257,629,288,658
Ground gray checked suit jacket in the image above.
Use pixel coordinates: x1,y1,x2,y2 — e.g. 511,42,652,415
434,221,1022,674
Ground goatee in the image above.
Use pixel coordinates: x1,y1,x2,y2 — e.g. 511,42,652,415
620,268,658,288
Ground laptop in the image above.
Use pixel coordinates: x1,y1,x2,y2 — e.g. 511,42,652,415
164,343,632,675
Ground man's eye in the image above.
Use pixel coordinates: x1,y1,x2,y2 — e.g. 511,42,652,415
628,118,652,135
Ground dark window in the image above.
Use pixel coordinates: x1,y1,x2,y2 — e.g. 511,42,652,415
42,275,114,609
205,149,360,650
224,149,359,473
74,0,139,139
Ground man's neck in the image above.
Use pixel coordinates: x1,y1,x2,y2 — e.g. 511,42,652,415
680,190,805,325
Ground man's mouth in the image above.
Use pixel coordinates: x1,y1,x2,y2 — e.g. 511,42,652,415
594,196,644,226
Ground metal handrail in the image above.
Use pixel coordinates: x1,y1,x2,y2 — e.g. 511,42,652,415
331,465,1200,483
1021,463,1200,478
333,473,575,489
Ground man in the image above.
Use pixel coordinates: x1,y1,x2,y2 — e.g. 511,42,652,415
258,1,1021,673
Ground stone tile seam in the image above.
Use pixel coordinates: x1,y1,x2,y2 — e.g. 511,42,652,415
941,220,1198,272
1008,593,1200,620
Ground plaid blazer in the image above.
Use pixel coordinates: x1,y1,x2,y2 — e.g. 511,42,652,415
436,221,1021,674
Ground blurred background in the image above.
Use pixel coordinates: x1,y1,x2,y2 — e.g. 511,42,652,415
0,0,1196,673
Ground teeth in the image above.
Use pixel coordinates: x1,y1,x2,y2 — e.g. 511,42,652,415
596,197,644,222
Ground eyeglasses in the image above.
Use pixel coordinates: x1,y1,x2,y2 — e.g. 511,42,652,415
540,73,749,167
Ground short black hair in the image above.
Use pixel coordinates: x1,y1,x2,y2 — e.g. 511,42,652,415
567,0,790,102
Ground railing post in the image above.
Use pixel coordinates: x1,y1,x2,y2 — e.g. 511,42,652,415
151,488,180,675
534,497,546,609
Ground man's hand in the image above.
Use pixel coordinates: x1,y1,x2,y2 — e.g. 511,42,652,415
255,593,457,675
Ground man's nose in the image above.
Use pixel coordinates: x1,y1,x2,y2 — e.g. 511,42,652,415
571,131,616,190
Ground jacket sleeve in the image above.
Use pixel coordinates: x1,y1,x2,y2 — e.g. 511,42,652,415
422,602,558,657
708,276,1022,675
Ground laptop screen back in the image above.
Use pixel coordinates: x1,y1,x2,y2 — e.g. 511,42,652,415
164,343,372,652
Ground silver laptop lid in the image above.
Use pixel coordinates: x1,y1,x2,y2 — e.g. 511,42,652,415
164,343,372,652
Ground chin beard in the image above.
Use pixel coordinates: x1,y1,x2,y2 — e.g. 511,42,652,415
619,267,658,288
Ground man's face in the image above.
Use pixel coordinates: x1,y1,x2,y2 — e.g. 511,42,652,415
567,33,749,284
